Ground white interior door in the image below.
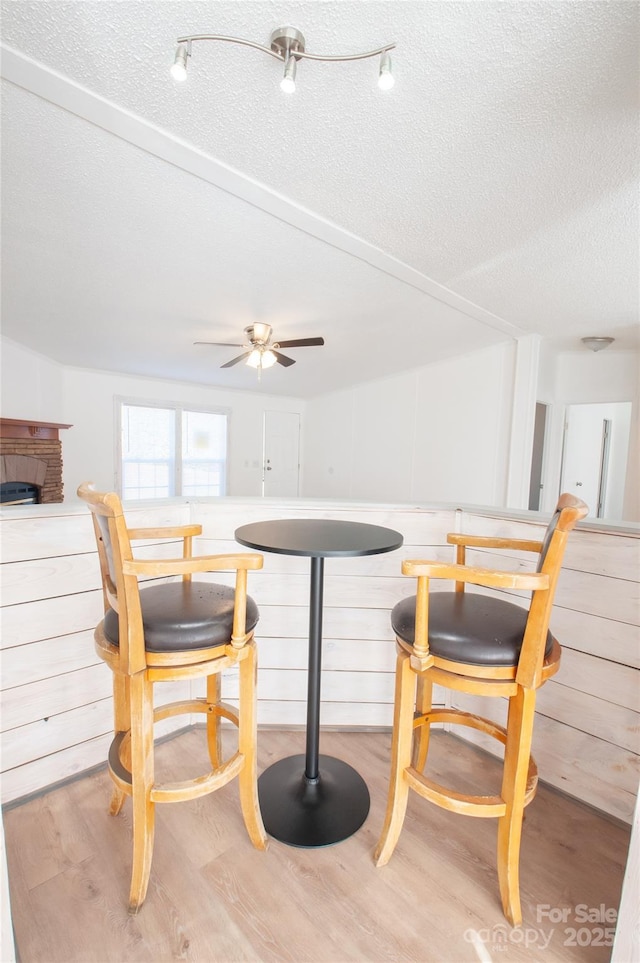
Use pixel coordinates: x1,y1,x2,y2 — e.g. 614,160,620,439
263,411,300,497
560,402,632,519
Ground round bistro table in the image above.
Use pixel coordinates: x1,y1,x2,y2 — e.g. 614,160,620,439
235,518,403,847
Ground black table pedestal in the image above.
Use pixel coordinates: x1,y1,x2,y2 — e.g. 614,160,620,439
258,555,370,846
257,754,370,847
235,519,403,848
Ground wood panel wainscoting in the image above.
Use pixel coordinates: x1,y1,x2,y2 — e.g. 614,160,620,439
1,496,638,816
0,497,638,955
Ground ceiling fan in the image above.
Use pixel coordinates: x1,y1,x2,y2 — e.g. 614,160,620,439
194,322,325,370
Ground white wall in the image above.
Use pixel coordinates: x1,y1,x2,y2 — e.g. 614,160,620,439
303,342,516,506
301,340,638,516
0,337,306,500
62,368,306,499
535,345,565,517
555,350,639,403
1,815,15,962
612,791,640,962
0,339,65,423
537,339,558,401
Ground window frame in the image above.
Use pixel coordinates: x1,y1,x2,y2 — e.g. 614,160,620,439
115,396,231,499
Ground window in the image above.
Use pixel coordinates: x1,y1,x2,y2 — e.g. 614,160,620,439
118,401,228,500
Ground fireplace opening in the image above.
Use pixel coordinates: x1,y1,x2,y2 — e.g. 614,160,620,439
0,481,40,505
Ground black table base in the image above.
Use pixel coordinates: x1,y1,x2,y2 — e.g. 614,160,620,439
258,754,370,847
236,519,402,849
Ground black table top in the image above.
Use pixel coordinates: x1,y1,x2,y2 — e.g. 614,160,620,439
235,518,403,558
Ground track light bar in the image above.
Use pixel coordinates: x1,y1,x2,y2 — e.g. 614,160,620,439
171,26,396,92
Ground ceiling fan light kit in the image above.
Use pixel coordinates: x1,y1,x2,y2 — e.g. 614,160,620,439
171,26,396,93
246,348,277,370
195,323,325,377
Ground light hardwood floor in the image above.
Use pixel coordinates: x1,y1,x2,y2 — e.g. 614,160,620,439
3,729,631,963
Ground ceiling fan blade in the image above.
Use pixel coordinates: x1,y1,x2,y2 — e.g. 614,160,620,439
221,352,251,368
276,337,325,348
273,351,296,367
194,341,244,347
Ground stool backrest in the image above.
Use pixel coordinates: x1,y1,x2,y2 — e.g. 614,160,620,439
518,493,588,687
78,482,141,674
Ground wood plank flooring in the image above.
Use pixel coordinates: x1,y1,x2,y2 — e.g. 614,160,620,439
3,729,631,963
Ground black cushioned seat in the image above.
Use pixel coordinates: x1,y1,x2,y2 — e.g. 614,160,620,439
104,581,259,652
391,591,554,667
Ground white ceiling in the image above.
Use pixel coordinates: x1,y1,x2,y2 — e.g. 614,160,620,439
1,1,638,398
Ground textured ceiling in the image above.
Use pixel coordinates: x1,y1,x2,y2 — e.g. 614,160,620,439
1,1,638,397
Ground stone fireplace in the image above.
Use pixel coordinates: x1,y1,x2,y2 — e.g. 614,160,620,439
0,419,72,504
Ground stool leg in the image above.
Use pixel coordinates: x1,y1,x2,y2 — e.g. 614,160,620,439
374,650,416,866
497,686,536,927
412,675,433,773
128,672,155,913
109,673,130,816
206,673,223,770
237,641,268,850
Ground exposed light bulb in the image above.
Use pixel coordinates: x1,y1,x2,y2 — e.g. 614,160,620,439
246,349,263,369
378,51,394,90
171,44,188,82
260,350,278,369
281,54,297,93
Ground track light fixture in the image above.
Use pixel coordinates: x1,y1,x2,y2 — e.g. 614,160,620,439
170,26,396,92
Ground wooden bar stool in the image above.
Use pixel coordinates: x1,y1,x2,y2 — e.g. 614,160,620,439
374,494,588,926
78,483,268,912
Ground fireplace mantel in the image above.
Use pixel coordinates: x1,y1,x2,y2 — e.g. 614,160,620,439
0,419,72,440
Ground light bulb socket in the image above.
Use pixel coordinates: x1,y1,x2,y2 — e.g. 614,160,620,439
378,51,394,89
